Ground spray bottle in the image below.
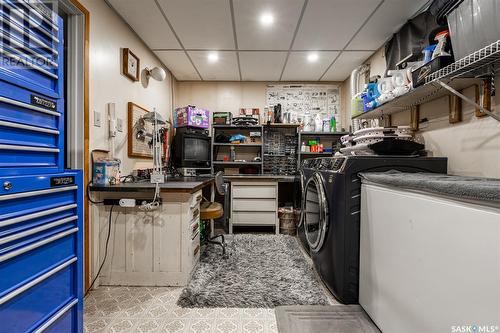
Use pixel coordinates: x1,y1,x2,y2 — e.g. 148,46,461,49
330,115,337,133
422,44,437,64
432,30,451,60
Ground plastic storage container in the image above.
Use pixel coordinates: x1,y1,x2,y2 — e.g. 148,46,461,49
447,0,500,60
93,159,120,186
174,106,210,128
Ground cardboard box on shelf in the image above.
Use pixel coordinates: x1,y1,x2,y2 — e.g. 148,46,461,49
213,112,233,125
239,108,260,124
224,168,240,175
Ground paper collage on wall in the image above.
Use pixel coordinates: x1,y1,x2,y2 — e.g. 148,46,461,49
266,84,341,128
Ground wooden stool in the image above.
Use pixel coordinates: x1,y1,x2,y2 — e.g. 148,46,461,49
200,172,228,258
200,202,223,220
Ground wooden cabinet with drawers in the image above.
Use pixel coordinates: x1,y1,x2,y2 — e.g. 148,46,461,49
230,181,279,234
91,189,202,287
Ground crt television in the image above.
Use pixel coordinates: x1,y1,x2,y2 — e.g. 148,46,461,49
171,127,211,168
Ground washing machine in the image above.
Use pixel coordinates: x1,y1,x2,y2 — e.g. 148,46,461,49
303,155,448,304
298,158,323,254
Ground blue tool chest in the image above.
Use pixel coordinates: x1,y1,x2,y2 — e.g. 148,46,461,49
0,1,83,332
0,171,83,333
0,0,65,177
0,0,64,99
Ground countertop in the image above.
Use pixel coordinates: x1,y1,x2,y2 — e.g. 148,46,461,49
89,174,298,194
89,177,214,194
222,174,297,182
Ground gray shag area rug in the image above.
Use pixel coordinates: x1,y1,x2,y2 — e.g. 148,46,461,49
177,234,330,308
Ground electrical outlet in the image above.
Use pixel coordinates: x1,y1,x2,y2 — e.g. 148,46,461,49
93,110,101,127
150,173,165,184
419,120,429,129
119,198,136,207
116,118,123,132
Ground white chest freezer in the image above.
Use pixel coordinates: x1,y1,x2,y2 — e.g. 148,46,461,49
359,172,500,333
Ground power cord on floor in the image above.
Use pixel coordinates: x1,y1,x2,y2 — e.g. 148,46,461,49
84,205,114,298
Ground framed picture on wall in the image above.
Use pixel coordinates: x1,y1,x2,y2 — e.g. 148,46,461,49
128,102,153,159
122,48,140,81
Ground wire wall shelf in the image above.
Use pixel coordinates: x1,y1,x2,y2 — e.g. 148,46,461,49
427,40,500,81
353,40,500,120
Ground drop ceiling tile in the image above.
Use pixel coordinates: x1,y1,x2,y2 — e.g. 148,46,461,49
157,0,234,49
188,51,240,81
107,0,180,49
233,0,305,50
154,51,200,80
320,51,373,81
292,0,380,50
239,52,287,81
347,0,429,50
281,51,339,81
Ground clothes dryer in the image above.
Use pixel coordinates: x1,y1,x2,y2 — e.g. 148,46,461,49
303,155,447,304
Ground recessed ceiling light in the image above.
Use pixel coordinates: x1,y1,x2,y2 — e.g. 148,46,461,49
260,12,274,26
307,52,319,63
207,52,219,63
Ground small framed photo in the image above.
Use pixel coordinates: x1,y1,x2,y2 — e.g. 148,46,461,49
122,48,140,81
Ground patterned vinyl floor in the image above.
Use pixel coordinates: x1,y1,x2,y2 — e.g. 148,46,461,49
84,286,278,333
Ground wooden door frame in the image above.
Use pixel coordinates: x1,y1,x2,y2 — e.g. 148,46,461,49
68,0,90,292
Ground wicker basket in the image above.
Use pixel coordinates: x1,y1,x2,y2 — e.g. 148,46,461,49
279,208,299,236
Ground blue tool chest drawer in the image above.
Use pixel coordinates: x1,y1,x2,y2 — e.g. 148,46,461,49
4,0,60,44
0,0,63,99
0,0,64,177
0,6,59,71
0,171,83,333
0,61,64,176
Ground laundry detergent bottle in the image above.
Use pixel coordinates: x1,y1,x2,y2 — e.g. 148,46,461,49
314,113,322,132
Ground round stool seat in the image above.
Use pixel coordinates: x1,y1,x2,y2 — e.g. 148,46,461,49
200,202,224,220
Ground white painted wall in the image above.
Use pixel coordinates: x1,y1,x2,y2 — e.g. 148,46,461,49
81,0,180,287
342,48,386,125
175,81,343,125
175,81,266,116
82,0,174,175
347,48,500,178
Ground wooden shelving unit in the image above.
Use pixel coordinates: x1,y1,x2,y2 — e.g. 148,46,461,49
265,123,301,128
211,125,264,174
213,143,262,147
213,161,262,165
212,124,262,128
262,125,299,175
300,131,349,136
300,152,335,155
297,131,346,167
212,124,304,175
